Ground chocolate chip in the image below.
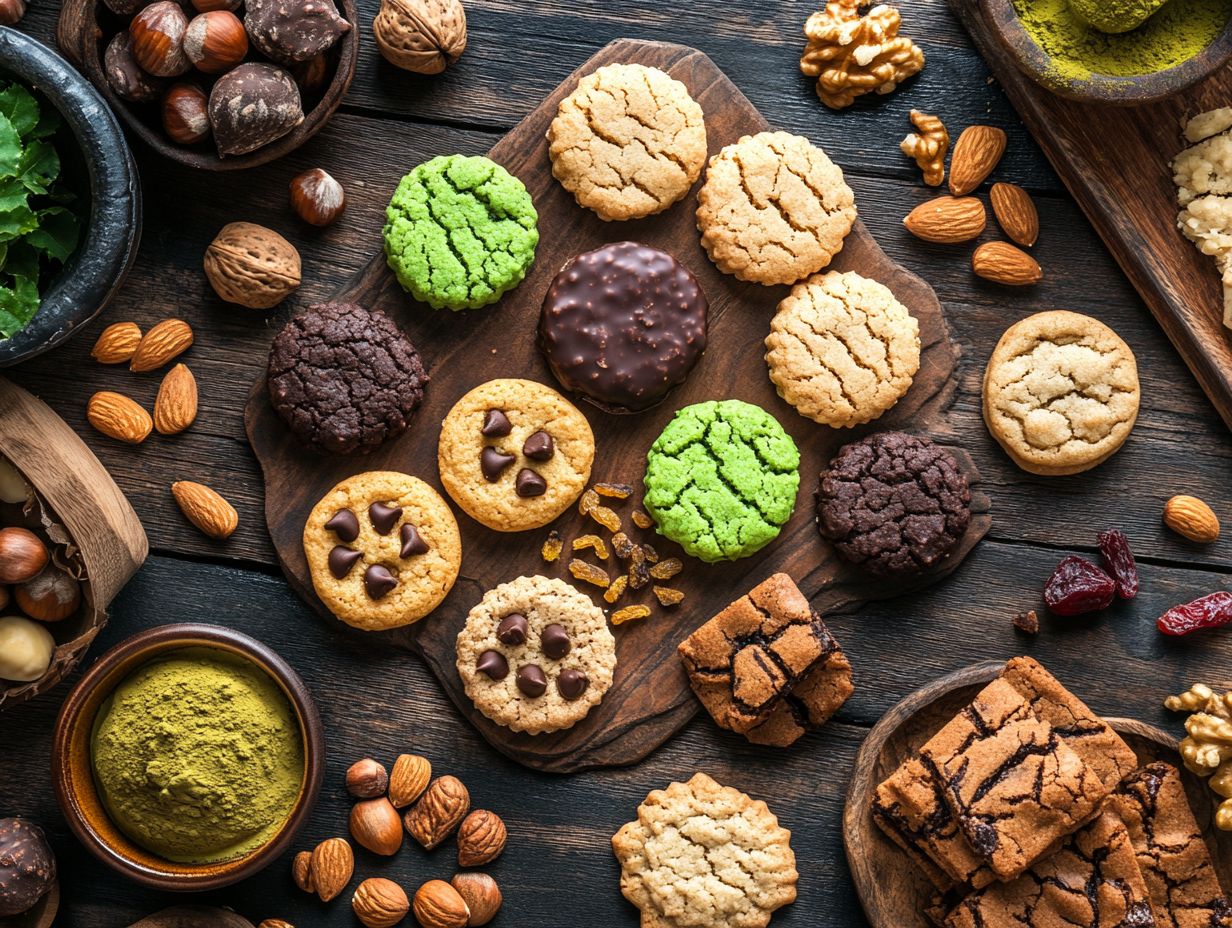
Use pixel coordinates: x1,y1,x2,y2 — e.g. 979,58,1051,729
364,564,397,599
328,545,362,579
325,508,359,542
369,501,403,535
522,430,555,461
541,623,571,659
496,613,529,646
481,447,516,482
400,523,429,557
481,409,512,437
516,664,547,697
476,650,509,680
556,669,589,700
515,468,547,498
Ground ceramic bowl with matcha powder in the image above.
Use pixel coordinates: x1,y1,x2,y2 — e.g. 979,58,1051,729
51,624,324,891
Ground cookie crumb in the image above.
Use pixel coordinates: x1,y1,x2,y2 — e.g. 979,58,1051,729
1013,609,1039,634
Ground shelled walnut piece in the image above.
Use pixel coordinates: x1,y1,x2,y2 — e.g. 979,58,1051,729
799,0,924,110
1165,683,1232,830
900,110,948,187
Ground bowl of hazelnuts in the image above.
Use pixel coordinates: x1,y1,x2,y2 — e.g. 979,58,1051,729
54,0,357,170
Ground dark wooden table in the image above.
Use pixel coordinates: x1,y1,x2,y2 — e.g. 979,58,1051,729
4,2,1232,925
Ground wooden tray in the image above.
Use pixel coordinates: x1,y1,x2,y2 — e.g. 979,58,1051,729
245,38,991,774
844,661,1232,928
951,0,1232,432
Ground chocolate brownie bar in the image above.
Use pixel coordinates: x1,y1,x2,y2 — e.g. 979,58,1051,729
678,573,853,748
1110,763,1232,928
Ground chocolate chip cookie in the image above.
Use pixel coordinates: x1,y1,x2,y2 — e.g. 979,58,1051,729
455,575,616,734
539,242,708,413
816,432,971,578
268,302,428,455
303,471,461,631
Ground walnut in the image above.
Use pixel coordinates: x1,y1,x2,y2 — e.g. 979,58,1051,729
900,109,948,187
1166,684,1232,831
203,221,301,309
799,0,924,110
373,0,466,75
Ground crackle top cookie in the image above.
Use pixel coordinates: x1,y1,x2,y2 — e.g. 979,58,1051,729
547,63,707,222
612,772,798,928
455,575,616,735
303,471,461,631
696,131,856,287
765,271,919,428
983,310,1140,476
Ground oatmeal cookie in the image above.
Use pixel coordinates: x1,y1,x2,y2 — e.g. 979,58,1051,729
547,63,707,221
765,271,920,427
696,131,856,286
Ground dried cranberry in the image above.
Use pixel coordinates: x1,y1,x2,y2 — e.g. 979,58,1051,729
1097,529,1139,600
1156,591,1232,636
1043,555,1116,616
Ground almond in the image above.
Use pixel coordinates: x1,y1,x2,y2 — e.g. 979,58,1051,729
904,196,986,244
87,391,152,444
972,241,1043,286
388,753,431,808
130,318,194,372
352,877,410,928
309,837,354,903
949,125,1007,196
171,480,238,540
91,322,143,364
1164,495,1220,543
990,182,1039,248
153,363,198,435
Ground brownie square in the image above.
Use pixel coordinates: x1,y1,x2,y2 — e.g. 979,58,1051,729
678,572,853,748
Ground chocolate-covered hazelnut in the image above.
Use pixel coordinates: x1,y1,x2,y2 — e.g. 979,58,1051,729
104,32,166,103
244,0,350,65
0,818,56,917
208,62,304,157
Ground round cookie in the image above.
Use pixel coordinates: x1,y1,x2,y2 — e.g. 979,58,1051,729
983,311,1140,476
539,242,708,413
455,575,616,734
438,379,595,532
696,131,856,286
816,432,971,578
643,400,800,563
547,63,707,222
383,155,540,311
303,471,461,631
766,271,920,428
268,302,428,456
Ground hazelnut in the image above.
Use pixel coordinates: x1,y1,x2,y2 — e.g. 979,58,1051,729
291,849,314,893
0,528,48,586
162,83,211,146
0,588,9,612
130,1,192,77
456,809,506,867
349,798,403,856
104,32,166,104
373,0,466,75
208,63,304,158
0,0,26,26
289,168,345,226
450,873,501,927
184,10,248,73
412,880,469,928
352,877,410,928
203,221,301,309
345,757,388,798
0,615,55,683
15,565,81,623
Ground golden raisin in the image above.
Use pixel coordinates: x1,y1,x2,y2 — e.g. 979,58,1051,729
572,534,609,560
640,543,659,564
611,604,651,626
589,505,621,533
594,482,633,499
649,558,683,580
568,558,610,589
631,510,653,530
653,586,685,607
611,532,635,560
541,530,563,563
604,574,628,604
629,548,650,590
579,488,600,516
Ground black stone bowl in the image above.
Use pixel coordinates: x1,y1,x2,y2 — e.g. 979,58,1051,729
0,28,140,366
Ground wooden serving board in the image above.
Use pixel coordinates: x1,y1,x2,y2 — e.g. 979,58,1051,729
245,38,991,774
951,0,1232,432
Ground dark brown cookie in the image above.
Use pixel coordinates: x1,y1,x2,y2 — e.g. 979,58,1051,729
816,431,971,578
267,301,427,455
538,242,707,413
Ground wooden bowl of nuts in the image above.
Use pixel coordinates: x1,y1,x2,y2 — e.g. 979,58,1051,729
53,0,357,170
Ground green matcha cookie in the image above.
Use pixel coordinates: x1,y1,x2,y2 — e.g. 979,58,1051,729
643,400,800,563
383,154,540,311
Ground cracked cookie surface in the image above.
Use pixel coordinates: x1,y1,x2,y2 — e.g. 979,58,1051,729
765,271,920,427
696,131,856,286
983,310,1140,476
643,400,800,563
612,772,798,928
383,154,539,311
548,63,707,222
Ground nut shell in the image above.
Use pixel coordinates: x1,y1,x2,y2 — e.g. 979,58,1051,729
403,775,469,849
104,33,165,103
349,798,403,856
456,809,506,867
450,873,502,927
15,565,81,622
373,0,466,74
204,221,302,309
208,63,304,158
0,818,56,917
412,880,469,928
352,877,410,928
130,1,192,77
309,837,353,902
387,753,431,807
184,10,249,73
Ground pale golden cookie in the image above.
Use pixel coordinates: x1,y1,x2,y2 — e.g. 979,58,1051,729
765,271,920,427
983,311,1140,476
547,63,707,222
438,378,595,532
612,772,799,928
696,131,856,286
304,471,461,631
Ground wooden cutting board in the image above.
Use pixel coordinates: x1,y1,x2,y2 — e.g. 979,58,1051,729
951,0,1232,432
245,38,991,774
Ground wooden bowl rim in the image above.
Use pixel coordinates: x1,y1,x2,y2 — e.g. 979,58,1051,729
50,623,325,891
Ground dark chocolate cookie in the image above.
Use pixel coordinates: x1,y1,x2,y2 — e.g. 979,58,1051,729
816,432,970,578
538,242,707,413
267,302,427,455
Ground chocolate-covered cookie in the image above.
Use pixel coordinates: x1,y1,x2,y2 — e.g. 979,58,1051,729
268,301,428,455
539,242,707,413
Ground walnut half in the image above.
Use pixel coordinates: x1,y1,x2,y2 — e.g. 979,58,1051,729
799,0,925,110
373,0,467,75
